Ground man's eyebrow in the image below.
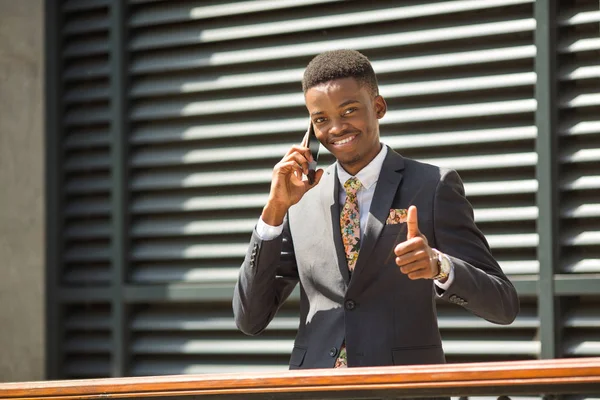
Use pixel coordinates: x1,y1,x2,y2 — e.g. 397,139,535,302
310,100,360,116
338,100,360,108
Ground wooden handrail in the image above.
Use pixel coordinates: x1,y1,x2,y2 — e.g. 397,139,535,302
2,358,600,399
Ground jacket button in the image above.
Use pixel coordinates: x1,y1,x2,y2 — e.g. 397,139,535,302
345,300,356,310
329,347,337,357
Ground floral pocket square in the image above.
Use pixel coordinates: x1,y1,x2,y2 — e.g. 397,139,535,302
386,208,408,224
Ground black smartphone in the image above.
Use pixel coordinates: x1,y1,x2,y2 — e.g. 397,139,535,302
306,121,320,184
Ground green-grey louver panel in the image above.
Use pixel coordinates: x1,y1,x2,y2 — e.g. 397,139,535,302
558,0,600,359
62,1,112,287
60,0,113,378
125,0,539,375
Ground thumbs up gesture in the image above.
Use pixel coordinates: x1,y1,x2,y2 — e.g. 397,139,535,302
394,206,439,280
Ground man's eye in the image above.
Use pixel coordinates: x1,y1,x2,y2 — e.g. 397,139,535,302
314,117,326,123
343,108,357,115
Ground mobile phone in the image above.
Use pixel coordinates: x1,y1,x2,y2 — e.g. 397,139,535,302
306,121,320,184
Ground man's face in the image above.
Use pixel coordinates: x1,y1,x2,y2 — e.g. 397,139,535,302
305,77,386,176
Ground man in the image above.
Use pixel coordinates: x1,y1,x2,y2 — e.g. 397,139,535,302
233,50,519,370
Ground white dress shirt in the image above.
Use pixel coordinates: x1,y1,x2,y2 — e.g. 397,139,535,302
256,143,454,289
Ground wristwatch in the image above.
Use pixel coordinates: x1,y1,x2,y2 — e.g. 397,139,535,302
431,248,451,281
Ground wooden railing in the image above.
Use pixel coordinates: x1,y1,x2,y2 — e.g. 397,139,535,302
2,358,600,399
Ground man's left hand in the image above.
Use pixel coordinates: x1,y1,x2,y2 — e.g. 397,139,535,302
394,205,440,280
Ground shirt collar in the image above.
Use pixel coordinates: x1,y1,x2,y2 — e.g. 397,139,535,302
337,143,388,191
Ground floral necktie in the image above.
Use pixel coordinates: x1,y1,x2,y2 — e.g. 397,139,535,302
340,177,362,272
335,177,362,368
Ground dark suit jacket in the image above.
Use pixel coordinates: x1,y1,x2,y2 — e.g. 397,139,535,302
233,147,519,369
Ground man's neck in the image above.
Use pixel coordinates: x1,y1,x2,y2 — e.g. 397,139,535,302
339,142,383,176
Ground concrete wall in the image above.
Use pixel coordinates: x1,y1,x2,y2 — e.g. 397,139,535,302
0,0,45,381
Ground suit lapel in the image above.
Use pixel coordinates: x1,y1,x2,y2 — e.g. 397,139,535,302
320,165,350,284
351,148,405,283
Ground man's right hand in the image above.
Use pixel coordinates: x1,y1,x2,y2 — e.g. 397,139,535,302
261,145,324,226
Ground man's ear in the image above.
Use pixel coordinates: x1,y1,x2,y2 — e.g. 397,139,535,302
374,95,387,119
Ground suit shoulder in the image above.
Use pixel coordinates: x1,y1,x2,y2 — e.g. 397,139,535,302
401,156,455,182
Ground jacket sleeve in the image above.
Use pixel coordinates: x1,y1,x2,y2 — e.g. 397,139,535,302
432,169,520,325
232,215,299,335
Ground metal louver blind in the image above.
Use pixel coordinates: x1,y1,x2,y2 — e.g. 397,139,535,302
60,0,112,378
558,0,600,359
124,0,539,375
47,0,600,379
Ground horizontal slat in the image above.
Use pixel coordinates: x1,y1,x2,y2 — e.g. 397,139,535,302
131,45,535,96
65,312,111,330
132,193,269,213
442,340,539,355
565,306,600,327
132,337,293,355
565,337,600,356
498,260,539,275
62,265,111,284
130,337,540,356
64,244,110,262
63,0,109,13
64,130,110,149
130,118,535,146
65,220,110,239
63,36,109,58
561,203,600,219
560,120,600,137
421,152,537,171
131,266,239,284
64,83,109,103
62,267,111,285
64,335,111,353
130,1,534,48
561,64,600,81
65,105,110,125
561,148,600,164
63,11,109,35
65,151,111,171
124,284,244,302
131,361,287,376
64,59,109,81
64,358,110,378
130,18,535,72
559,9,600,26
464,180,538,196
129,260,538,284
132,243,248,260
131,169,272,190
131,167,536,193
131,218,255,237
561,175,600,191
562,231,600,246
561,258,600,274
474,207,538,222
66,175,110,194
130,0,344,25
486,234,538,249
132,312,297,332
559,37,600,54
561,92,600,109
131,87,534,120
65,197,110,217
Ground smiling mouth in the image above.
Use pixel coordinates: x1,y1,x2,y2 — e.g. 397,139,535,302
332,134,358,146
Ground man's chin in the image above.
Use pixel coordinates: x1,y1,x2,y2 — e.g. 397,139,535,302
336,153,362,167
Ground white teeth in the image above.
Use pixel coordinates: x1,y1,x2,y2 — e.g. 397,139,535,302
334,135,356,145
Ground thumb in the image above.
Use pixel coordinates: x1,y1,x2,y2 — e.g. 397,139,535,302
406,205,420,239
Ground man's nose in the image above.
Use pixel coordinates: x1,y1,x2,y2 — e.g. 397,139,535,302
328,119,349,136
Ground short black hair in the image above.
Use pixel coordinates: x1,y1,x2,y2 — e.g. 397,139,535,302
302,49,379,96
